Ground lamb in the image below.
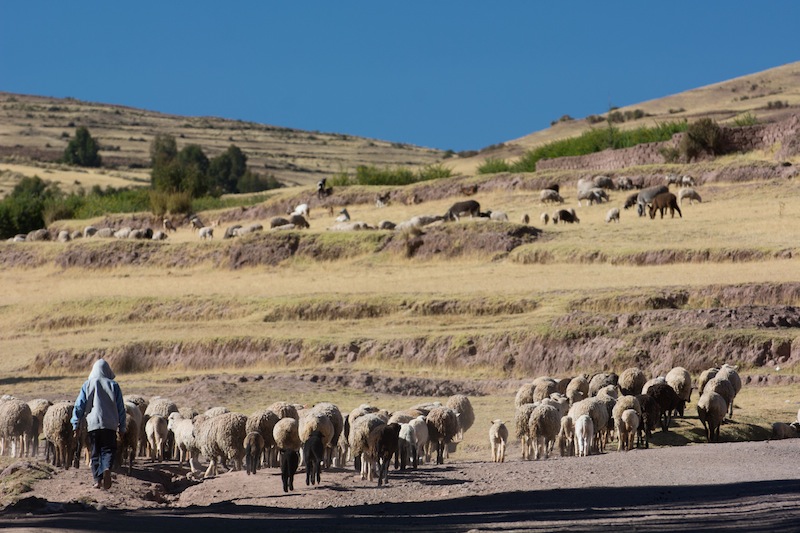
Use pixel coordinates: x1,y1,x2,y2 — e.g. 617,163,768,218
488,419,508,463
540,189,564,204
145,415,168,461
528,404,560,460
426,406,459,465
648,192,682,219
444,200,481,221
665,367,692,416
617,368,646,396
605,207,620,223
407,415,429,465
246,409,279,467
27,399,52,457
0,399,33,457
302,430,325,486
678,188,702,205
574,414,594,457
696,391,726,443
397,422,418,469
196,412,247,478
446,394,474,440
635,393,659,448
703,376,736,419
617,409,640,452
647,383,682,431
167,412,196,469
552,208,579,224
540,212,549,225
612,394,643,438
698,368,719,394
243,432,265,475
115,404,139,474
280,448,300,492
556,415,574,457
42,401,77,468
375,423,402,486
198,226,214,239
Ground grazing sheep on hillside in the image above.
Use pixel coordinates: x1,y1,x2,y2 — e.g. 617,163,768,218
335,208,351,222
574,415,594,457
42,402,77,468
678,188,702,205
593,175,614,189
292,203,310,217
444,200,481,221
447,394,474,440
577,187,608,206
529,404,560,460
0,399,33,458
198,226,214,239
616,176,633,190
426,407,459,465
648,192,682,219
605,207,620,223
375,423,402,486
634,185,669,216
697,391,726,443
552,208,579,224
489,420,508,463
270,217,290,229
540,189,564,204
647,383,682,431
289,214,310,229
196,412,247,478
83,226,98,238
540,212,549,225
665,367,692,416
618,368,646,396
489,210,509,221
243,432,265,475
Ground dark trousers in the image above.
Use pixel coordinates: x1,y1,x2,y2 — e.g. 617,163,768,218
89,429,116,481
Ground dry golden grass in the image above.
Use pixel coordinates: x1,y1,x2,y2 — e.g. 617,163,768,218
0,162,149,198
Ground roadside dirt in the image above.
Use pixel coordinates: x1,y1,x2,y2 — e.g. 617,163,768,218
4,439,800,531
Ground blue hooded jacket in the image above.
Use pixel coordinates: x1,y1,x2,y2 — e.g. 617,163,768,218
71,359,126,433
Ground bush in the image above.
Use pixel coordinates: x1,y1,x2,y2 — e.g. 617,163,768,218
733,113,758,127
332,164,452,186
62,126,102,167
0,176,62,238
149,190,193,217
679,118,722,161
477,158,511,174
236,171,282,193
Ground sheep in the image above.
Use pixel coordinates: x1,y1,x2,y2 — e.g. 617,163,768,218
335,208,351,222
0,399,33,458
375,192,391,207
678,188,702,205
167,412,196,469
273,417,301,452
697,391,726,443
641,376,666,395
717,364,742,397
163,218,177,232
648,192,682,219
350,413,386,481
42,401,77,468
703,376,736,419
521,213,530,225
566,375,589,405
83,225,98,238
245,409,279,467
612,395,642,433
307,402,343,468
198,226,214,239
115,404,139,474
27,399,52,457
545,394,570,418
574,415,594,457
426,406,459,465
568,398,609,454
397,422,418,469
589,373,618,397
243,432,265,475
680,175,695,188
489,210,509,221
617,368,646,396
292,203,310,217
375,423,402,486
289,214,310,229
772,422,799,440
196,412,247,478
145,415,168,461
533,379,558,403
302,430,325,486
444,200,481,221
665,367,692,416
152,230,168,240
446,394,474,441
514,403,538,459
556,415,575,457
408,415,429,465
56,230,71,243
698,368,719,395
617,409,640,452
299,412,334,466
540,212,549,225
635,393,659,449
577,188,608,206
616,176,633,190
634,185,669,216
540,189,564,204
544,183,560,193
552,208,579,224
95,228,114,238
114,227,132,239
647,383,682,431
604,207,620,223
529,404,560,460
280,449,300,492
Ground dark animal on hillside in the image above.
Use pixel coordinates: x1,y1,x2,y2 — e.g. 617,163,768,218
544,183,560,193
647,383,683,431
648,192,682,219
303,431,325,486
623,192,639,210
244,432,265,475
280,449,300,492
460,184,479,196
635,185,669,216
635,394,660,448
317,178,333,199
289,214,310,229
445,200,481,221
375,191,391,207
224,225,242,239
376,423,402,486
552,209,579,224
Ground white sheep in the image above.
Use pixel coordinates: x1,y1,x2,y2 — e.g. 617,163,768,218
198,227,214,239
446,394,474,441
196,412,247,477
350,413,386,481
665,367,692,416
397,422,418,469
145,414,168,461
514,403,537,460
335,208,351,222
557,415,575,457
529,404,559,460
27,398,52,457
540,212,549,225
407,415,429,465
42,402,77,468
617,368,646,396
605,207,620,223
678,187,702,205
489,419,508,463
0,399,33,458
167,412,196,469
617,409,640,451
273,417,301,452
246,409,279,467
697,391,726,442
540,189,564,204
292,203,310,217
574,414,594,457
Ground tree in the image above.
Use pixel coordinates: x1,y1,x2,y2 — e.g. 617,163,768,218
0,176,63,238
209,145,248,194
62,126,102,167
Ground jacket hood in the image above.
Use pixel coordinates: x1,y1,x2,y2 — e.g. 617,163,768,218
88,359,115,380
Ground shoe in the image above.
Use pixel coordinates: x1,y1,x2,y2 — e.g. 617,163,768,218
102,469,112,490
93,480,102,489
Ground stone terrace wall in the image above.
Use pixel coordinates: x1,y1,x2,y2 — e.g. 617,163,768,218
536,113,800,172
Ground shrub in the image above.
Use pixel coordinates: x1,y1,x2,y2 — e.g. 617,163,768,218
679,118,722,161
732,113,758,127
333,164,452,186
149,190,193,217
236,171,282,193
62,126,102,167
477,157,511,174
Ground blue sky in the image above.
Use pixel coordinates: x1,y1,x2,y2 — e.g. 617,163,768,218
1,2,798,152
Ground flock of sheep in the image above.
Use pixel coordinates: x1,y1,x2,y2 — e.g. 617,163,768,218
0,392,475,492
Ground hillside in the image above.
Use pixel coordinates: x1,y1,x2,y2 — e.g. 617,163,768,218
447,61,800,174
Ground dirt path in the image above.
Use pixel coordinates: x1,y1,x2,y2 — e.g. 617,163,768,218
4,439,800,531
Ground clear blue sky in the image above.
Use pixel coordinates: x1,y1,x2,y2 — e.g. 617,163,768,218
1,2,798,152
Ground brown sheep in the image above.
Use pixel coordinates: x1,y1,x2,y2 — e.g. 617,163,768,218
648,192,682,219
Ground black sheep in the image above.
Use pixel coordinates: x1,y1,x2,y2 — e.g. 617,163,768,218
376,423,402,487
647,383,683,431
280,449,300,492
635,393,660,448
303,431,325,486
444,200,481,221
